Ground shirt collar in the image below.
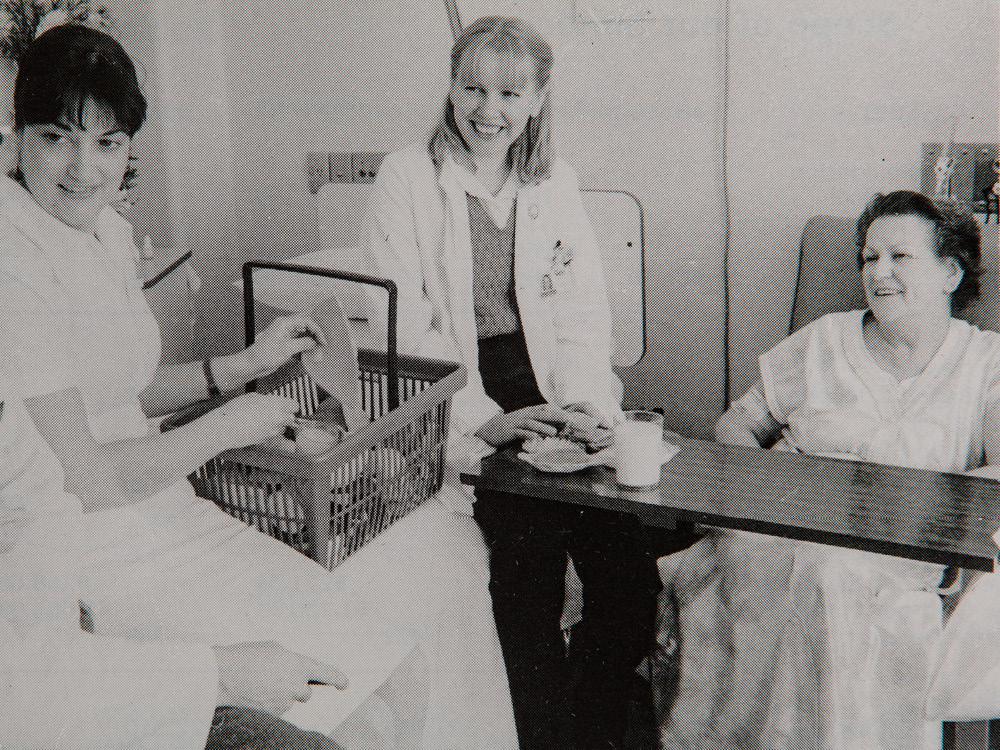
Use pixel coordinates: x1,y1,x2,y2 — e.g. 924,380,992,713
447,158,519,230
0,175,122,259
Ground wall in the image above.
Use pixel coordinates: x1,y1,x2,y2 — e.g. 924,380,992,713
103,0,172,249
725,0,999,400
135,0,728,437
121,0,997,438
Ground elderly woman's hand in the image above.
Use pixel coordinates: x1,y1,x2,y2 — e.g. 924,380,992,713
242,315,327,379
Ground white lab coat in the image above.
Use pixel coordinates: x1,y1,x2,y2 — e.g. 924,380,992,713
0,397,218,750
366,145,622,489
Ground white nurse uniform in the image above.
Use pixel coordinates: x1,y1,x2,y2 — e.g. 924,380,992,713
0,175,516,749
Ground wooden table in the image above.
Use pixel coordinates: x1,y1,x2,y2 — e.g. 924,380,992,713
463,436,1000,749
461,435,1000,571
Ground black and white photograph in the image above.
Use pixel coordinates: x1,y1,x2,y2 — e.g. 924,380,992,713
0,1,997,748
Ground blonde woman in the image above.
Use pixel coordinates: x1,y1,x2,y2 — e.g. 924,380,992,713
365,17,670,749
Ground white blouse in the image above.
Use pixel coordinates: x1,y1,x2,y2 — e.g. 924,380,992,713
758,310,1000,472
0,176,160,442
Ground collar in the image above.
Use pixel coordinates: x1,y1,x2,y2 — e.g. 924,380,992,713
444,156,519,230
0,175,126,260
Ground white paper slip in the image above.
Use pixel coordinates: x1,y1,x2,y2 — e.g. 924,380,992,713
302,297,366,432
280,633,418,735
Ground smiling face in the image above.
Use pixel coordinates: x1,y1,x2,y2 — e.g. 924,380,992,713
449,47,545,168
861,213,963,324
16,97,131,233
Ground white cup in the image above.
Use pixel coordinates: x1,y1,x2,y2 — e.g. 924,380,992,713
613,410,664,487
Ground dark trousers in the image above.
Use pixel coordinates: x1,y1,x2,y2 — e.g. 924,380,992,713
474,329,669,748
205,707,344,750
474,490,661,750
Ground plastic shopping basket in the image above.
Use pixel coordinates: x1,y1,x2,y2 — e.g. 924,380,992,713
188,262,466,569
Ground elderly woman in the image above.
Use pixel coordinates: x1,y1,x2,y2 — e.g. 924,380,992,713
657,191,1000,750
0,23,513,749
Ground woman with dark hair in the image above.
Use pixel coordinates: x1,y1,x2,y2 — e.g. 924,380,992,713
853,190,982,314
0,24,515,749
365,16,667,750
656,191,999,749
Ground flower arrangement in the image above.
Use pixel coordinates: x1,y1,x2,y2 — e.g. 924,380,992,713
0,0,106,62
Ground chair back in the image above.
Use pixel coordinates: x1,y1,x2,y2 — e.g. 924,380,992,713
790,215,997,334
581,189,646,368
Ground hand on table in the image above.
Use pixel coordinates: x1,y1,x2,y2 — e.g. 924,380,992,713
476,403,616,449
213,641,348,717
561,402,614,450
476,404,582,447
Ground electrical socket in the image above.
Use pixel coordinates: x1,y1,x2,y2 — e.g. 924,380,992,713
330,153,352,184
352,152,385,184
309,152,387,190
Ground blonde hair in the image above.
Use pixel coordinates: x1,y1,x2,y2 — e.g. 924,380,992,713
428,16,554,185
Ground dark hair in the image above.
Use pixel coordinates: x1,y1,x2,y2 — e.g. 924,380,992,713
855,190,982,313
428,16,554,185
14,24,146,137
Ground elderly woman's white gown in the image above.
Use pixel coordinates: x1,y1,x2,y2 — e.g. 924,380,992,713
658,310,1000,750
0,175,517,749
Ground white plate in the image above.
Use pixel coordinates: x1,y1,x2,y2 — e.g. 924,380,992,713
518,440,679,474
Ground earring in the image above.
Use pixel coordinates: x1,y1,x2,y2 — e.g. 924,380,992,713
120,166,137,191
116,155,138,207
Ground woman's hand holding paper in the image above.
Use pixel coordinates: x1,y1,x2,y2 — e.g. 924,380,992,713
239,315,327,382
190,316,326,400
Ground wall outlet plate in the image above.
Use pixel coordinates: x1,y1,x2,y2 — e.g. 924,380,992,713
352,152,385,184
308,152,387,190
330,153,352,184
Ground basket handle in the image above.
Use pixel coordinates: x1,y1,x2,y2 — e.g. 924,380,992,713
242,261,399,411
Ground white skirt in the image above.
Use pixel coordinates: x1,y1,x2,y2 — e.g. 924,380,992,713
76,480,516,748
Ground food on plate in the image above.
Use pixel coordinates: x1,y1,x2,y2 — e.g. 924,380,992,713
294,422,343,456
521,435,591,463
